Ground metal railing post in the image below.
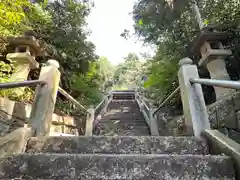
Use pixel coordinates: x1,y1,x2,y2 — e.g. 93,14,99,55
85,106,95,136
178,58,210,137
28,59,61,136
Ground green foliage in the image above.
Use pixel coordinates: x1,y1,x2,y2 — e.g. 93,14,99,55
0,0,29,36
97,57,115,91
113,53,144,90
69,62,103,106
130,0,240,104
0,0,109,115
0,1,51,101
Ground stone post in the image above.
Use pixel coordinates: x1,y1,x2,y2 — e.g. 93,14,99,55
6,36,42,95
199,40,232,100
149,109,159,136
178,58,210,137
103,95,112,114
85,107,95,136
28,60,61,136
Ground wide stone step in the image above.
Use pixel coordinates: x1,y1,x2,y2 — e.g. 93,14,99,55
96,127,150,136
107,106,140,111
102,114,144,120
0,154,234,179
97,124,149,130
96,129,150,136
27,136,209,155
99,119,147,124
98,122,149,127
108,99,137,103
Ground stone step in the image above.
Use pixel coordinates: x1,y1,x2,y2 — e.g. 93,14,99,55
107,103,139,109
96,129,150,136
102,114,144,121
97,130,150,136
97,125,150,132
0,154,234,179
99,119,147,123
104,111,142,116
27,136,209,155
107,107,140,112
98,122,149,127
109,99,137,103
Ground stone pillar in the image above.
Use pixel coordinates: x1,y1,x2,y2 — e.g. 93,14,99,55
178,58,210,137
28,60,61,136
199,41,232,100
6,36,42,95
149,109,159,136
85,107,95,136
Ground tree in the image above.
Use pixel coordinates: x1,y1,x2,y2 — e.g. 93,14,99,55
97,57,115,91
113,53,144,89
0,0,104,111
128,0,240,104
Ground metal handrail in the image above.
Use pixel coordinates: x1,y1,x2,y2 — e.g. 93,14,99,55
58,86,90,114
136,92,150,110
95,93,111,111
190,78,240,89
152,86,180,117
0,80,45,89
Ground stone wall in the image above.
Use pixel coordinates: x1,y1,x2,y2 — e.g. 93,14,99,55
207,91,240,129
0,97,78,136
156,91,240,142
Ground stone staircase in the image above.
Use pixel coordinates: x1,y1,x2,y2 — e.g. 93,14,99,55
0,92,236,179
94,99,150,136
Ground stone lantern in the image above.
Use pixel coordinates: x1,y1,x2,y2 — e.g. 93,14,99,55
6,34,43,95
171,0,233,100
189,27,232,100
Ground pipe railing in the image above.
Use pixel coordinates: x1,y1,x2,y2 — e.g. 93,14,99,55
0,80,45,89
94,93,112,119
95,93,111,111
190,78,240,90
152,86,180,117
58,86,90,114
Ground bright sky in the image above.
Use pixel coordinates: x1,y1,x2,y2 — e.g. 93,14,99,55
87,0,154,64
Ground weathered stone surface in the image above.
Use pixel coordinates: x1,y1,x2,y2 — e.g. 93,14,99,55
100,119,146,123
99,120,147,125
207,105,218,129
214,98,237,129
178,58,210,137
27,136,208,155
228,130,240,144
96,129,150,136
0,154,235,179
95,99,150,136
0,97,78,136
98,124,149,131
103,113,144,120
236,110,240,130
0,127,31,158
232,91,240,111
155,91,240,137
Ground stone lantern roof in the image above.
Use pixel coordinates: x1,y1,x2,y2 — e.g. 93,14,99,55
187,26,231,58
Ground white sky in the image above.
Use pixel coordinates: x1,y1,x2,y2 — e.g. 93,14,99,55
87,0,154,64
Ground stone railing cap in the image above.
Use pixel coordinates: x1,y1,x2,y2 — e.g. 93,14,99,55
179,58,193,66
47,59,60,69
